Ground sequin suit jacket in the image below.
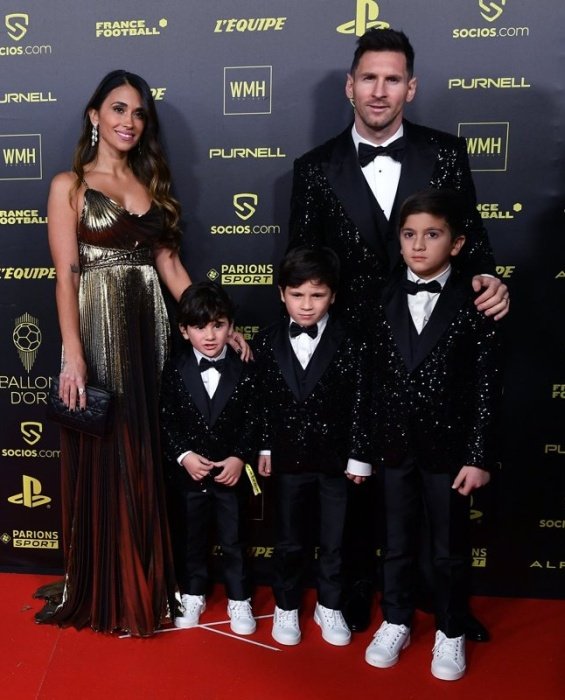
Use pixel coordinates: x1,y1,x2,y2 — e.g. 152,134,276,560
372,266,503,474
288,120,495,326
159,346,257,490
253,315,371,475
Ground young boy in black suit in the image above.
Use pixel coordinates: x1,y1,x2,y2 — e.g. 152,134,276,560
160,281,256,635
255,246,372,647
365,190,502,680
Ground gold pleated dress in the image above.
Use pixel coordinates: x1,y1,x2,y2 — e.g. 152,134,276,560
49,186,177,636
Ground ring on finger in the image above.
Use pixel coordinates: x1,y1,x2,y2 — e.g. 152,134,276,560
78,387,85,396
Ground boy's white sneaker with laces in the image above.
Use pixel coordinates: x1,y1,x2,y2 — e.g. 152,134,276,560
314,603,351,646
365,621,410,667
431,631,466,681
174,594,206,628
272,606,301,645
227,599,256,635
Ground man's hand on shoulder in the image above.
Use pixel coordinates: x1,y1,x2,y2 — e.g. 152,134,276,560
472,275,510,320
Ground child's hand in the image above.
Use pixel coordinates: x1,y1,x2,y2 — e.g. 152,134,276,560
452,465,491,496
182,452,213,481
211,456,244,487
258,454,271,477
345,472,367,484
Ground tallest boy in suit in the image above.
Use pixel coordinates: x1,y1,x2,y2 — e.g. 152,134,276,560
287,28,509,639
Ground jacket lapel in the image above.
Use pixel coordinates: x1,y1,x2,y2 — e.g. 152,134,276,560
208,348,243,427
382,271,413,371
271,321,301,401
323,127,388,262
177,350,211,423
300,316,345,399
410,272,470,370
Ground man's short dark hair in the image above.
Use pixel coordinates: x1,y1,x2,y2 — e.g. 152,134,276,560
279,246,340,292
177,281,236,327
351,28,415,77
399,189,466,241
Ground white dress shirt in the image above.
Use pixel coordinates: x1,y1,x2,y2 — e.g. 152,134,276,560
289,313,328,368
352,123,404,220
406,265,452,334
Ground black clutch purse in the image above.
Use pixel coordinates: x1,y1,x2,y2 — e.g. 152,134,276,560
47,377,114,438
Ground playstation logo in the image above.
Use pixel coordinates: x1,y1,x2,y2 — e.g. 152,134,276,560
337,0,390,37
8,475,51,508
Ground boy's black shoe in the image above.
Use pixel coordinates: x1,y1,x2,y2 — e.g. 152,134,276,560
463,613,490,642
342,580,373,632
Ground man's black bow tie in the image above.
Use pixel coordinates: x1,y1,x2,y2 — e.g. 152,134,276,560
403,279,442,295
358,138,405,166
199,357,226,373
289,322,318,339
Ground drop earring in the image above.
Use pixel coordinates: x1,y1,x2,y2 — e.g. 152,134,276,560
91,124,98,147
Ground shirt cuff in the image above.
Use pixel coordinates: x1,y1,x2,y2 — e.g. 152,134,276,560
177,450,193,465
346,458,372,477
259,450,271,456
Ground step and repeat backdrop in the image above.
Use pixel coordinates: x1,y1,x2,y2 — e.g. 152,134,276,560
1,1,563,598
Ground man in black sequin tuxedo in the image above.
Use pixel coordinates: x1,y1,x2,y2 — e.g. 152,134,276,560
254,247,372,648
365,190,502,681
160,281,257,635
288,28,509,638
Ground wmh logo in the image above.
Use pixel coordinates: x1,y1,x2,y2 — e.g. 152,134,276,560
224,66,272,115
458,122,509,172
0,133,42,180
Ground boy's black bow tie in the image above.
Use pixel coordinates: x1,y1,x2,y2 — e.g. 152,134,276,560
289,322,318,339
402,279,442,295
358,137,405,166
199,357,225,373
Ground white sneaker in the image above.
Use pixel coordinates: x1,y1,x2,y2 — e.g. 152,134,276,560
314,603,351,646
174,594,206,628
227,599,256,635
272,606,301,645
365,621,410,668
431,631,466,681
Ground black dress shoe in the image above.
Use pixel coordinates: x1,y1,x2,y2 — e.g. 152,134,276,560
342,580,373,632
463,613,490,642
34,599,61,624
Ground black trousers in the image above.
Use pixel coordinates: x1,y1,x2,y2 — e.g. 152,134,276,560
381,455,470,638
168,479,250,601
272,471,347,611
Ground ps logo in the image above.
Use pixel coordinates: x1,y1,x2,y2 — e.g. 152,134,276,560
337,1,389,37
5,13,29,41
21,421,42,446
479,0,506,23
8,475,51,508
233,193,258,221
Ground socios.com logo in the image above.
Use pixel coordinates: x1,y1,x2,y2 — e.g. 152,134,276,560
479,0,506,23
337,0,390,37
5,13,29,41
233,193,258,221
21,421,42,446
7,475,51,508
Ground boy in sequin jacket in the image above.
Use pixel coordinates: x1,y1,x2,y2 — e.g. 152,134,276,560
254,246,372,648
365,190,503,681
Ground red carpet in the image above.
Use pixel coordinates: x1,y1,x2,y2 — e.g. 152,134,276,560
1,573,563,699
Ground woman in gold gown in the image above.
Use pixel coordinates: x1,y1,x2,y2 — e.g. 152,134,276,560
38,70,192,636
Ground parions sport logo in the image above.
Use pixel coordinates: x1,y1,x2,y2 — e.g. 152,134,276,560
208,264,273,286
337,0,390,36
0,13,53,57
95,17,168,38
5,529,59,549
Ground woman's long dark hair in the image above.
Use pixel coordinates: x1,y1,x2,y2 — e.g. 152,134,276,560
72,69,181,249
